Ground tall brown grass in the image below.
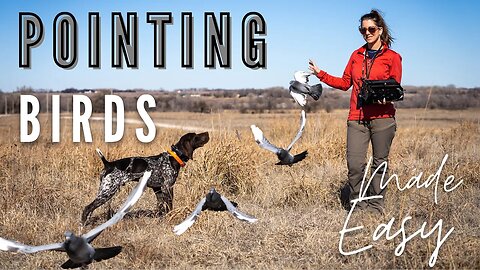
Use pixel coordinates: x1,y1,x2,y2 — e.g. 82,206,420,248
0,109,479,269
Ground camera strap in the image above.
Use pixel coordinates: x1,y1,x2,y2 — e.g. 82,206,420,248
361,45,383,80
358,44,383,120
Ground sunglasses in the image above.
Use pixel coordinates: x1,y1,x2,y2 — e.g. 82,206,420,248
359,26,381,35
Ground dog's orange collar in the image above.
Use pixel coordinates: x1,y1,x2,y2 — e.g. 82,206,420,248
167,149,186,167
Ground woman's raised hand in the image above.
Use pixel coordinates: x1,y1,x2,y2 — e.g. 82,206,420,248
308,59,320,75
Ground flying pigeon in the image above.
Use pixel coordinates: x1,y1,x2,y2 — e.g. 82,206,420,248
173,187,257,235
0,170,152,269
251,110,308,165
289,71,323,106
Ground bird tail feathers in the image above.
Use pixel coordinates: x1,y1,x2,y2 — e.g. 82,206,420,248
60,260,83,269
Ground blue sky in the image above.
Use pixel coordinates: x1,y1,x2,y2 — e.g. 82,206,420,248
0,0,479,91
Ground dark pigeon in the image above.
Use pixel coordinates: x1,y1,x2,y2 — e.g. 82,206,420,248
0,171,152,269
251,110,308,165
289,71,323,106
173,187,258,235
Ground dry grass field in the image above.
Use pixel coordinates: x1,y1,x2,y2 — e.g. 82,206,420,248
0,108,479,269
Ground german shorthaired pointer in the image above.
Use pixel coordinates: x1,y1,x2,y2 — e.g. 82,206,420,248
81,132,209,224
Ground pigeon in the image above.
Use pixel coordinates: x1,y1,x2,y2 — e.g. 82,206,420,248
0,170,152,269
173,187,257,235
289,71,323,106
251,110,308,165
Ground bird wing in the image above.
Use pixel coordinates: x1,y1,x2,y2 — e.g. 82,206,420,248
0,237,64,254
291,150,308,165
289,90,307,107
250,125,282,154
173,197,206,235
290,81,311,94
220,196,258,223
287,110,306,152
83,171,152,242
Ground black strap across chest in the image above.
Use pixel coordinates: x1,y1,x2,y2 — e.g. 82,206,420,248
361,45,383,80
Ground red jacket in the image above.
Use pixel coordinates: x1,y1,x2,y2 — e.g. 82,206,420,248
316,44,402,121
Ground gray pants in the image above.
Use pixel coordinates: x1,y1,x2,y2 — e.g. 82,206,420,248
346,118,396,213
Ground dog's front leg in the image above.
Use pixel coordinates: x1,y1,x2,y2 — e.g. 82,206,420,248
152,186,173,216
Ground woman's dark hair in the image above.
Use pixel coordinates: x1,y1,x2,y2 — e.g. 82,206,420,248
360,9,394,47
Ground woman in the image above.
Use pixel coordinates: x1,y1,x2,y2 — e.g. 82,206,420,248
309,9,402,214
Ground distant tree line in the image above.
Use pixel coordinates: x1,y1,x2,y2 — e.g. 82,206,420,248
0,85,479,114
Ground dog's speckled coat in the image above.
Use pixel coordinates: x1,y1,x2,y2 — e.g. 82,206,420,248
81,132,209,224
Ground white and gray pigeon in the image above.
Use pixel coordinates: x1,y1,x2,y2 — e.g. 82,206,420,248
289,71,323,106
251,110,308,165
173,187,258,235
0,170,152,269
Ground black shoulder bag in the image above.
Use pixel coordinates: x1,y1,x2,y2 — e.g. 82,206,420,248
357,47,404,108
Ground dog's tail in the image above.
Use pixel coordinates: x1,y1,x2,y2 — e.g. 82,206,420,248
96,148,111,167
